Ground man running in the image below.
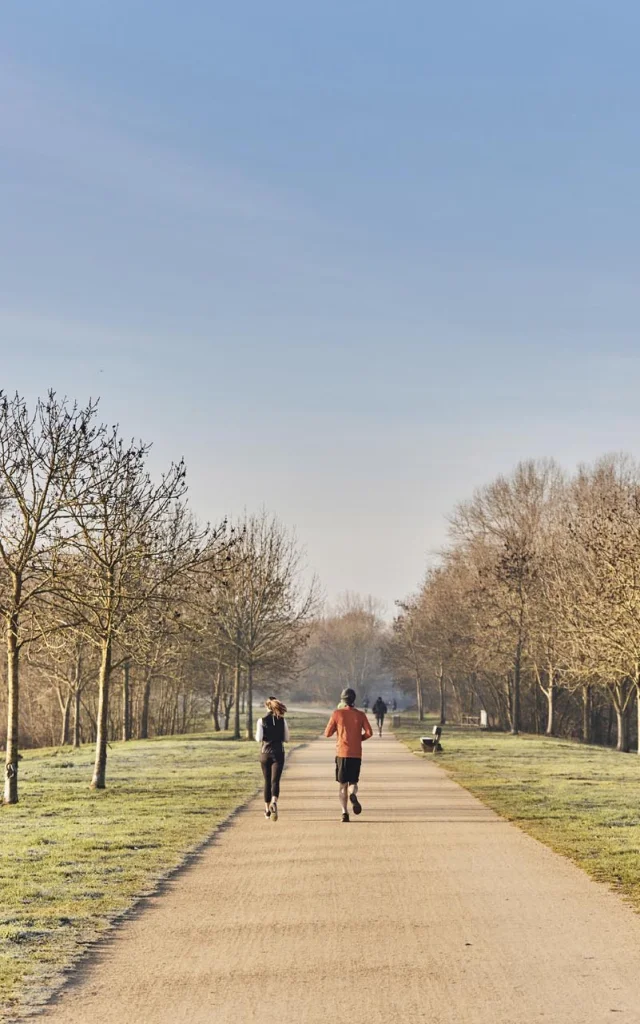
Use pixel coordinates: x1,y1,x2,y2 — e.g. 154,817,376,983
372,696,388,736
324,688,373,822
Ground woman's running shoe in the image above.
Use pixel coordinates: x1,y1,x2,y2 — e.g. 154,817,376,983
270,801,278,821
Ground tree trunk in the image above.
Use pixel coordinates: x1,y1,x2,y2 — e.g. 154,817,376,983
450,678,461,721
73,687,82,748
210,666,221,731
91,639,112,789
416,674,424,721
211,694,220,731
181,689,188,733
615,705,630,753
4,615,20,804
637,690,640,755
545,671,555,737
245,664,253,739
511,647,522,735
533,680,541,734
582,684,592,744
72,645,83,748
60,693,71,746
503,674,513,731
438,669,446,726
140,673,152,739
233,659,241,740
122,660,131,741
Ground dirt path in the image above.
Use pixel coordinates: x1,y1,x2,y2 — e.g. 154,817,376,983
41,732,640,1024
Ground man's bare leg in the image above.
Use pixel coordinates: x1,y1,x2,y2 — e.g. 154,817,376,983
348,781,362,815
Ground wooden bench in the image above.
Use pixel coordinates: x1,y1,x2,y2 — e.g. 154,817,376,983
421,725,443,753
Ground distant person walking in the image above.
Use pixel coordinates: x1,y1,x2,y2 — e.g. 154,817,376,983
372,696,388,736
255,698,289,820
324,688,373,822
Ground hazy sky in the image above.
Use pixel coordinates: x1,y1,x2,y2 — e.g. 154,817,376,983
3,2,640,611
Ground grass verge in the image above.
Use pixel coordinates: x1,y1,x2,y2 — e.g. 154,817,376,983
0,711,326,1021
393,713,640,911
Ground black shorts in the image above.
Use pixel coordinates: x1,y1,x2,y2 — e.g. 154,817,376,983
335,757,361,784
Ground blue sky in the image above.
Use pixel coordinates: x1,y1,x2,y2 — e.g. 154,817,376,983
2,2,640,609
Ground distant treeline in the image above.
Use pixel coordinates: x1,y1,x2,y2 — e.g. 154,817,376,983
387,456,640,752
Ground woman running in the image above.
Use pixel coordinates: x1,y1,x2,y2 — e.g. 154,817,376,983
255,697,290,820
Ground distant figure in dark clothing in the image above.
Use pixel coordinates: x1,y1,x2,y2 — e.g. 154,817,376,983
372,697,388,736
255,698,289,821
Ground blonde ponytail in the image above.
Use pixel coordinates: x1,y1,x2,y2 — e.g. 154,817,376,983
265,697,287,718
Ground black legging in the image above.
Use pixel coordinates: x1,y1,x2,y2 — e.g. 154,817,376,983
261,753,284,803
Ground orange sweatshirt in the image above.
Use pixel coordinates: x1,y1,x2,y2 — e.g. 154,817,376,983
324,707,373,758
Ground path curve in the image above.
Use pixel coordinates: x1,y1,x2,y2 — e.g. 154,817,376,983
40,732,640,1023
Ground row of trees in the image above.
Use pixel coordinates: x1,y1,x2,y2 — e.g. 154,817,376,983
0,392,315,804
389,456,640,752
295,593,392,704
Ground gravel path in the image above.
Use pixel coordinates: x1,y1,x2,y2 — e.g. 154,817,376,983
41,732,640,1023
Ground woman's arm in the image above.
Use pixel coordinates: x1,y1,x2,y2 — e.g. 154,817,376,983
283,719,290,742
255,719,264,743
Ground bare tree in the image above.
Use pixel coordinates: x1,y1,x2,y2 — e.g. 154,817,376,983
0,392,99,803
385,598,428,720
300,593,389,706
553,456,640,752
59,428,227,788
451,460,562,734
28,634,96,747
209,513,317,738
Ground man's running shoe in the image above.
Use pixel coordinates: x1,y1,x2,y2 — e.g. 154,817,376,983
341,811,350,823
270,801,278,821
349,793,362,815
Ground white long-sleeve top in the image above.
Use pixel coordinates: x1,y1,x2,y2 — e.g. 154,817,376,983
255,716,290,743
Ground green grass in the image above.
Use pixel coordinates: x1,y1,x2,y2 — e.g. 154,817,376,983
0,711,326,1022
393,713,640,911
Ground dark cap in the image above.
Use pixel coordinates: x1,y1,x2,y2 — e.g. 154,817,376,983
340,688,356,706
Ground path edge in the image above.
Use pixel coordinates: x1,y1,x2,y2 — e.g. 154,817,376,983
6,739,317,1024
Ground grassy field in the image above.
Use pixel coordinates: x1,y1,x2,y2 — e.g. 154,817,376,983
0,710,327,1022
394,713,640,911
